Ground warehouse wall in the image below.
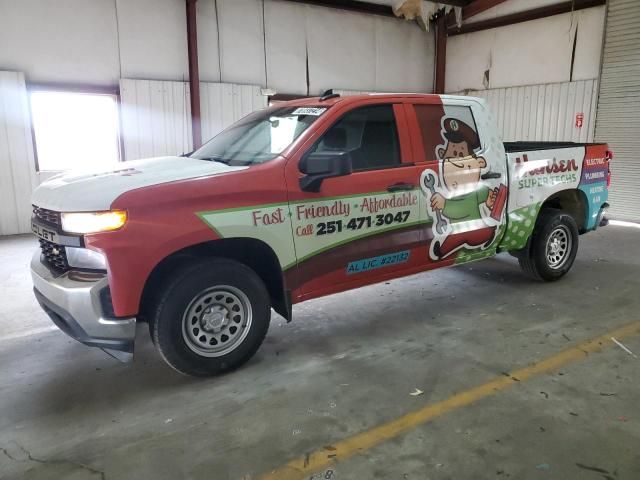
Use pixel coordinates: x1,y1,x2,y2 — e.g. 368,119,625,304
0,0,434,94
446,1,606,92
459,79,599,143
0,0,122,85
197,0,434,93
0,71,38,236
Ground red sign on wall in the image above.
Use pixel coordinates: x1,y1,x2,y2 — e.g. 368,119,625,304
575,112,584,128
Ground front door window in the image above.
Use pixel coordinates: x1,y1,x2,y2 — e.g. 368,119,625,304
309,104,401,171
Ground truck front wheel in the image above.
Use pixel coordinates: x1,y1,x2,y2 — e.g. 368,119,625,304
518,209,579,282
150,258,271,376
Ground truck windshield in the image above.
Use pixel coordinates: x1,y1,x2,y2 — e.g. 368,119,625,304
190,106,328,165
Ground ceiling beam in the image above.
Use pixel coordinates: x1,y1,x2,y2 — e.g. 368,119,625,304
448,0,606,36
446,0,508,28
280,0,395,17
436,0,471,6
463,0,509,19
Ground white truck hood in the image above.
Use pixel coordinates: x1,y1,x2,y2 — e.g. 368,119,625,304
31,156,246,212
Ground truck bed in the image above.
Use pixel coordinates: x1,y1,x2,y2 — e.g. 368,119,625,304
504,141,607,152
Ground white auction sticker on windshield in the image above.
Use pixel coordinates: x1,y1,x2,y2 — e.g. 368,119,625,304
291,107,327,116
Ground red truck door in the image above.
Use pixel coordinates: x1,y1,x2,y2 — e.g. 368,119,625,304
406,100,508,263
284,101,428,301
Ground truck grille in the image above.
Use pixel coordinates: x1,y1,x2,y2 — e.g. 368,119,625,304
33,205,61,227
39,239,69,273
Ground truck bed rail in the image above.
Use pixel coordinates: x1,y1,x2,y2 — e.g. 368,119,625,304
504,141,606,152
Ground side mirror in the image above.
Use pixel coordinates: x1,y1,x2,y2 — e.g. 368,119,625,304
299,151,353,192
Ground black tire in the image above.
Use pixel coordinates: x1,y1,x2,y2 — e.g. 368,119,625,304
518,209,579,282
150,258,271,376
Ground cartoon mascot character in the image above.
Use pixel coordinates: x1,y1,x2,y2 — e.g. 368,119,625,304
421,117,504,260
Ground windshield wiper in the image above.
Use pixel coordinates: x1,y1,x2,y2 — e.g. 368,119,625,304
193,155,231,164
192,155,256,166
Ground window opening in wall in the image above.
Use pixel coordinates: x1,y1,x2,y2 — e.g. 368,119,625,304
30,91,120,171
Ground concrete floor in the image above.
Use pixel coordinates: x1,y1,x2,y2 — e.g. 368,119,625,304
0,226,639,480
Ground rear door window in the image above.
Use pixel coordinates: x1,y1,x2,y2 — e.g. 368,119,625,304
414,104,480,161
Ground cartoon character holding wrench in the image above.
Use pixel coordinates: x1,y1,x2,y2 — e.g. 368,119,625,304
421,117,505,260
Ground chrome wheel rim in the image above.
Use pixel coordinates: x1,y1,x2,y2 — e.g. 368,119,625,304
545,225,572,269
182,285,252,357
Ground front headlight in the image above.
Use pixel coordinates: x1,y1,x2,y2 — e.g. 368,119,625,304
61,210,127,234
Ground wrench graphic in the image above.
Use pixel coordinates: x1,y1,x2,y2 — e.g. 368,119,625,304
423,172,448,235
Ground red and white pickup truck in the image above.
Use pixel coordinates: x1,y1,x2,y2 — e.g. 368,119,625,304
30,93,611,376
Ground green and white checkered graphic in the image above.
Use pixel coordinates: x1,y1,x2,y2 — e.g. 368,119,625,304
499,203,541,251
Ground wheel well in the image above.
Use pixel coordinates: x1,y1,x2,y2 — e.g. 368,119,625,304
139,238,290,323
541,189,588,233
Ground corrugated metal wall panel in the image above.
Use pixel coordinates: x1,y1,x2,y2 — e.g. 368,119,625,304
200,83,266,141
460,79,598,143
120,79,266,161
120,79,193,160
0,71,38,235
594,0,640,221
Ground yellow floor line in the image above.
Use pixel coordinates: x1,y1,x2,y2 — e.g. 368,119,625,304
258,320,640,480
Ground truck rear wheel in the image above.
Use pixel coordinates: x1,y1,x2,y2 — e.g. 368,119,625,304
150,258,271,376
518,209,579,282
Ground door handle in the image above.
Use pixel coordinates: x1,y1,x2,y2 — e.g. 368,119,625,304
481,172,502,180
387,182,415,192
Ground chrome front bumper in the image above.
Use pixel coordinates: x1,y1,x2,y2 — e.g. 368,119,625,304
31,252,136,362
